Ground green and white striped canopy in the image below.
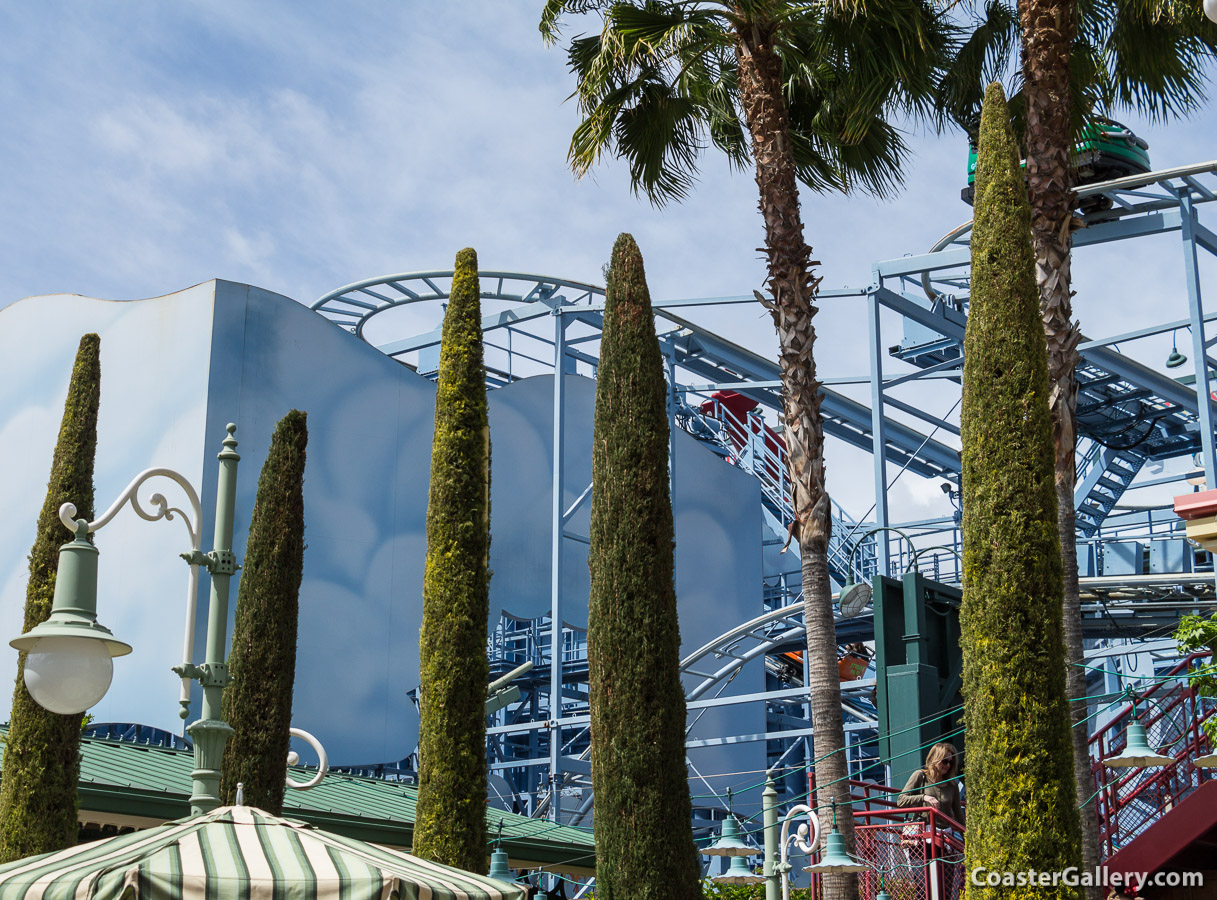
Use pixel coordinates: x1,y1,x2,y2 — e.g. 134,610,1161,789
0,806,526,900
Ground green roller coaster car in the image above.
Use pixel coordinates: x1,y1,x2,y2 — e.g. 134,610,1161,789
961,117,1151,210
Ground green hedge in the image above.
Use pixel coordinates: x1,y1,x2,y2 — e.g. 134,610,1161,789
220,409,308,814
959,83,1082,899
413,247,492,874
0,334,101,862
587,234,702,900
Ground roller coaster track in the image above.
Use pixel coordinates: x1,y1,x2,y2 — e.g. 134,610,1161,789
889,160,1217,536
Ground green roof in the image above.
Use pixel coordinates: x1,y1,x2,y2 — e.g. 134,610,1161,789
0,730,596,875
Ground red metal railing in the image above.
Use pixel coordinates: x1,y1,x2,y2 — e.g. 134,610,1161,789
1088,651,1216,858
803,804,964,900
802,776,963,900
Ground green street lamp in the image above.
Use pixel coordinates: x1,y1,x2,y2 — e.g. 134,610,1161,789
10,423,243,815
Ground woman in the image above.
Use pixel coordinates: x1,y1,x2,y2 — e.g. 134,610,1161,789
898,743,964,898
897,742,964,826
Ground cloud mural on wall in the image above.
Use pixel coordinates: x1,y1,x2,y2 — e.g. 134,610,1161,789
0,280,763,780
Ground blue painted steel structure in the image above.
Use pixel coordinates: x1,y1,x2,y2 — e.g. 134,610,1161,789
310,159,1217,827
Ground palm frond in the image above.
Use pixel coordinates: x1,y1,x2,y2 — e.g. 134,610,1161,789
541,0,617,44
935,0,1018,139
1098,0,1217,120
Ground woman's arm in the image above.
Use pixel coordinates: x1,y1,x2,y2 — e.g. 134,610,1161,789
896,770,926,808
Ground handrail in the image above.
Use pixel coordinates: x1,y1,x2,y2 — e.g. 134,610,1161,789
1089,650,1215,859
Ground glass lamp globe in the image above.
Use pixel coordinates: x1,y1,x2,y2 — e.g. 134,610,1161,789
1206,0,1217,25
23,635,114,715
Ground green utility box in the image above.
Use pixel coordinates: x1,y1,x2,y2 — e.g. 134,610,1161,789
874,572,964,791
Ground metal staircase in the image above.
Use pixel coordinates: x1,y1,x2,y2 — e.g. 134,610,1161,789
677,393,873,587
882,161,1217,538
1074,440,1147,537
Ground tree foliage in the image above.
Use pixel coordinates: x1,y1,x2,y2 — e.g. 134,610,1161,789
934,0,1217,139
542,0,951,206
541,11,951,897
0,334,101,862
1176,612,1217,742
413,247,492,874
960,84,1082,899
219,409,308,814
587,234,701,900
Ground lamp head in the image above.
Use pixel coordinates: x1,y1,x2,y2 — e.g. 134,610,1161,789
1167,348,1188,369
804,829,869,874
10,524,131,714
702,815,755,857
1102,721,1174,768
487,847,514,883
838,580,872,618
1206,0,1217,25
712,855,765,884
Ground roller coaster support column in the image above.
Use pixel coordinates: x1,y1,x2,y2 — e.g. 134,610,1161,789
664,338,678,495
1181,189,1217,488
549,307,567,823
867,281,891,574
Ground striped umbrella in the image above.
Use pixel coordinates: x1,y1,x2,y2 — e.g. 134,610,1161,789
0,806,527,900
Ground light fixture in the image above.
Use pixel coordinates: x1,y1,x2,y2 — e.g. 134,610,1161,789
701,789,765,884
803,803,868,875
837,578,872,618
703,814,755,857
839,525,919,615
1166,329,1188,369
804,829,869,874
487,846,514,882
714,855,765,884
1103,710,1174,769
488,821,516,883
10,522,131,714
1206,0,1217,26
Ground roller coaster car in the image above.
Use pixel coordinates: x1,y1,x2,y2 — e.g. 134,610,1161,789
961,117,1151,213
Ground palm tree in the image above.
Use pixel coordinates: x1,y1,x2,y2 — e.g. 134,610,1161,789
541,4,949,896
936,4,1216,885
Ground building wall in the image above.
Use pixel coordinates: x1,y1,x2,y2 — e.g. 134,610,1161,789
0,281,762,785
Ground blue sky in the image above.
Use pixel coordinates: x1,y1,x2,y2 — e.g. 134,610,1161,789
3,1,1216,521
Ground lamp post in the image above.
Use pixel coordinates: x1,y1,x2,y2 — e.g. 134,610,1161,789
836,526,919,615
10,423,242,815
702,776,869,900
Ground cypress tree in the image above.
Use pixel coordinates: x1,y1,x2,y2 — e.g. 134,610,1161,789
413,247,492,873
219,409,308,814
587,234,701,900
960,83,1082,898
0,334,101,862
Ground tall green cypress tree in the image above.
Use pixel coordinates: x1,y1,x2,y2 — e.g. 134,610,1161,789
413,247,491,874
0,334,101,862
587,234,701,900
219,409,308,815
961,83,1082,898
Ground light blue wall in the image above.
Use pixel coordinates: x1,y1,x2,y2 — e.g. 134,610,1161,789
0,281,763,784
0,286,215,736
200,281,436,764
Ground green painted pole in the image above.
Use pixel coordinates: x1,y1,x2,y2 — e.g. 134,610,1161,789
180,424,240,815
763,776,779,900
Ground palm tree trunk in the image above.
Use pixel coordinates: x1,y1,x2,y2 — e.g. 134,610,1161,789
735,20,856,900
1021,0,1100,891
